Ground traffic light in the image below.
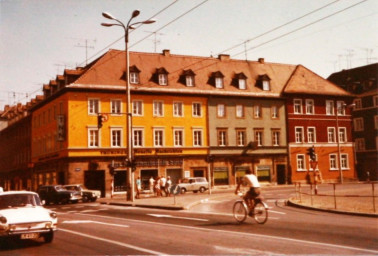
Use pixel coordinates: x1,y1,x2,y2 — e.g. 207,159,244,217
97,114,103,129
307,146,316,161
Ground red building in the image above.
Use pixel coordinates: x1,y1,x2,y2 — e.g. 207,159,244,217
283,65,356,183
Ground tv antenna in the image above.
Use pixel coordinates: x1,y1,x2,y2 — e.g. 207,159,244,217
74,38,96,65
144,31,165,53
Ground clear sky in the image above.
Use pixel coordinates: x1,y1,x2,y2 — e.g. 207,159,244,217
0,0,377,109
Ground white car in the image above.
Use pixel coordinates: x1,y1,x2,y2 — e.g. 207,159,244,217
0,191,58,243
178,177,209,194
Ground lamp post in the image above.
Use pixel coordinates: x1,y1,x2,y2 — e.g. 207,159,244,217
102,11,155,201
336,103,355,184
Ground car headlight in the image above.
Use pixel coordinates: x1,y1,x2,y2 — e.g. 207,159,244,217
0,216,6,224
50,211,57,219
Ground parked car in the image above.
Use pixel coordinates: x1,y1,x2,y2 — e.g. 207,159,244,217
0,191,58,243
63,184,101,202
37,185,81,205
178,177,209,194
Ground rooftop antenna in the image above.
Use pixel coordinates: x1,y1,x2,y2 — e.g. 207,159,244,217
74,38,96,65
144,31,165,52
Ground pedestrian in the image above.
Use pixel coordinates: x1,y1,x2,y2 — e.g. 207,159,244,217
160,176,167,197
149,176,155,194
166,176,172,197
154,176,161,197
314,170,322,195
135,177,142,199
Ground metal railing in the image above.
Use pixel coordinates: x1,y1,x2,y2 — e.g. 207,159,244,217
294,182,378,214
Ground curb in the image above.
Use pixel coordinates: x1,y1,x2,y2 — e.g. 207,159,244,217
287,199,378,218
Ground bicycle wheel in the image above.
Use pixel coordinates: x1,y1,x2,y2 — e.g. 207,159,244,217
253,201,268,224
233,201,248,223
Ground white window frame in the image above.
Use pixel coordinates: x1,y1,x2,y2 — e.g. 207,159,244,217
338,127,347,143
255,129,263,146
111,99,122,115
88,98,100,115
262,80,270,91
132,100,143,116
130,72,139,84
158,74,168,85
272,130,280,146
215,77,223,88
337,101,346,116
153,101,164,117
88,128,99,148
110,128,122,148
236,129,246,147
326,100,335,115
294,99,302,114
328,127,336,143
341,154,349,169
238,79,246,90
236,105,244,118
173,128,184,147
271,105,278,119
305,99,314,114
192,102,202,117
193,129,203,147
133,128,144,147
186,76,194,87
153,128,164,147
217,129,227,147
173,102,184,117
297,155,306,171
295,127,304,143
254,105,261,118
329,154,338,170
307,127,316,143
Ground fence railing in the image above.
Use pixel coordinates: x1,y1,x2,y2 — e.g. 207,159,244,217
293,182,378,214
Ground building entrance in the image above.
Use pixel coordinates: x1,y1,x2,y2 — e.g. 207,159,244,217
84,170,105,197
141,169,158,190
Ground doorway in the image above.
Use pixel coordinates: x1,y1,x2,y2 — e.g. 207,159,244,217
84,170,105,197
277,165,286,184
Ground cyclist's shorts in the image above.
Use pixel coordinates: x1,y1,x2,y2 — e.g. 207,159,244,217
247,187,261,198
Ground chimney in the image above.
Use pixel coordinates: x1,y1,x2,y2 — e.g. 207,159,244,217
219,54,230,61
258,58,265,64
162,49,170,56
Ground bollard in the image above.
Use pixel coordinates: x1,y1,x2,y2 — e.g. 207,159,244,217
333,183,337,210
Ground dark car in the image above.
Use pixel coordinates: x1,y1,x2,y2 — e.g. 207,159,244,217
37,185,81,205
63,184,101,202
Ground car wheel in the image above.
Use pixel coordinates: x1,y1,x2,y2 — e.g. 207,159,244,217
199,187,206,193
91,198,97,202
43,231,54,243
193,191,198,193
61,198,68,205
82,195,89,202
180,188,186,194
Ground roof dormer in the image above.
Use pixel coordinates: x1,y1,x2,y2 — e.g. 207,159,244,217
179,69,196,87
232,72,248,90
209,71,225,89
256,74,271,91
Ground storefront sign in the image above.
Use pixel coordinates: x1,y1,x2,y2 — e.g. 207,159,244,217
137,159,183,167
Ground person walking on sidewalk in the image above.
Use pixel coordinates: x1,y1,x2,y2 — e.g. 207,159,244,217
135,177,142,199
166,176,172,196
160,176,167,197
149,177,155,195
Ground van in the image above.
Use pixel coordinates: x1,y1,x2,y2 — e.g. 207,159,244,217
178,177,209,194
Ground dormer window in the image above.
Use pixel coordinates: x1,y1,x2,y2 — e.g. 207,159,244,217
233,73,248,90
256,74,271,91
180,69,196,87
129,66,140,84
154,68,169,86
210,71,224,88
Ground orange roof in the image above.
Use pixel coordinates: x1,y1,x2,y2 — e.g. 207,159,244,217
283,65,352,96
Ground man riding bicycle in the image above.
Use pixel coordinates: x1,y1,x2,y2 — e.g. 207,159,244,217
235,169,261,216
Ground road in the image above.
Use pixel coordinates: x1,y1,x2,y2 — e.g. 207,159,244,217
1,187,377,255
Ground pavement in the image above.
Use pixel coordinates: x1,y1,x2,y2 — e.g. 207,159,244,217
98,184,378,217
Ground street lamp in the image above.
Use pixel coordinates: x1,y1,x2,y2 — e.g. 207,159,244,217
102,11,155,201
336,103,355,184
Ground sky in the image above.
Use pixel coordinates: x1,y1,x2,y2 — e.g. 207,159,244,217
0,0,377,109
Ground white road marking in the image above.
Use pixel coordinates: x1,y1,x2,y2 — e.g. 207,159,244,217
62,220,129,228
214,245,279,255
147,213,208,222
59,228,164,255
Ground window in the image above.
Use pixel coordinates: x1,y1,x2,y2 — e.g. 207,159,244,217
130,72,139,84
186,76,194,87
328,127,336,143
297,155,306,171
271,106,278,119
257,74,271,91
238,79,246,90
254,129,264,146
307,127,316,143
329,154,337,170
217,129,228,146
111,99,121,115
154,129,164,147
234,72,247,90
192,103,202,117
337,101,345,116
215,77,223,88
305,99,314,114
158,74,168,85
173,129,184,147
236,129,246,146
217,104,226,117
326,100,335,115
132,100,143,116
338,127,347,143
254,105,261,119
133,129,143,147
88,129,99,147
295,127,304,143
153,101,164,117
355,138,365,151
111,129,122,147
272,129,280,146
173,102,183,117
294,99,302,114
193,129,203,146
341,154,349,169
88,99,99,115
182,69,196,87
354,99,362,109
353,118,364,131
236,105,244,118
262,80,270,91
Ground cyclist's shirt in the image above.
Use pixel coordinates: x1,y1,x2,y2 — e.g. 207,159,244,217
242,174,260,188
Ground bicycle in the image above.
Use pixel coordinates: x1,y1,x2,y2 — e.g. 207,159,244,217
233,192,268,224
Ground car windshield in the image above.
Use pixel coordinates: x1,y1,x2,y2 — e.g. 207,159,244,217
0,194,42,209
55,186,67,191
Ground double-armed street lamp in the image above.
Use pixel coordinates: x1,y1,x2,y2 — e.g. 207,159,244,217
102,10,155,201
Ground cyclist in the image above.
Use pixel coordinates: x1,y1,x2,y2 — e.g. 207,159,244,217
235,169,261,216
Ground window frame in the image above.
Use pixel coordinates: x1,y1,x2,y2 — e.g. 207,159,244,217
215,77,224,89
132,100,143,116
173,101,184,117
88,98,100,115
110,128,122,148
294,99,303,114
217,129,228,147
133,128,144,147
153,101,164,117
217,104,226,118
158,73,168,86
326,100,335,115
296,154,306,171
328,127,336,143
88,128,99,148
253,105,262,119
307,127,316,143
193,129,203,147
153,128,164,147
236,104,244,118
173,128,184,147
192,102,202,117
130,72,140,84
295,127,304,143
236,129,246,147
353,117,364,131
338,127,347,143
329,154,338,170
305,99,314,115
271,105,279,119
111,99,122,115
254,129,264,146
272,129,280,146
